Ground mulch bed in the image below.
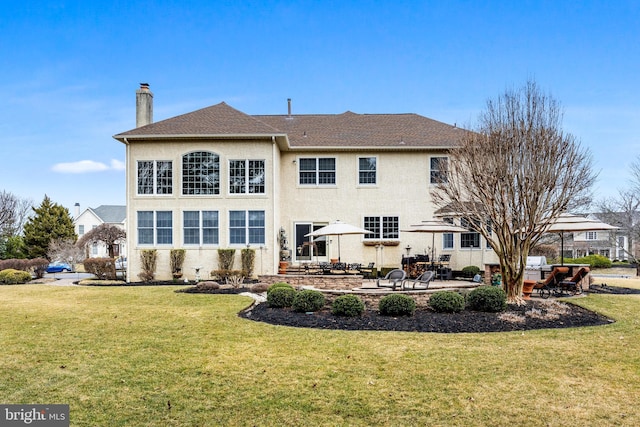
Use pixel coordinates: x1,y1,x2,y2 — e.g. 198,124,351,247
588,284,640,294
240,300,614,333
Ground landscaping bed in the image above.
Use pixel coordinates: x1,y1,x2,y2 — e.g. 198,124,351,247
239,299,613,333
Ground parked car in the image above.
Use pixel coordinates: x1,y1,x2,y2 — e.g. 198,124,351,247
115,257,127,270
46,262,73,273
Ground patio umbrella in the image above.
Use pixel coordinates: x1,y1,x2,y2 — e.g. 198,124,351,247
401,220,469,269
305,220,372,262
544,213,619,265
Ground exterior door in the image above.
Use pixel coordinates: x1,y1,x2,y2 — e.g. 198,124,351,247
294,222,327,262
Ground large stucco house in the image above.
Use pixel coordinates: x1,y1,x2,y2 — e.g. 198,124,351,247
114,84,499,282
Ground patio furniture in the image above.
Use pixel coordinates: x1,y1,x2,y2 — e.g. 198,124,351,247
535,266,570,299
346,263,362,275
555,267,589,296
376,269,407,290
359,262,375,280
402,270,435,290
329,262,348,274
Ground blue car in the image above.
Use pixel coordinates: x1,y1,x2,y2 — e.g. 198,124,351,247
46,262,73,273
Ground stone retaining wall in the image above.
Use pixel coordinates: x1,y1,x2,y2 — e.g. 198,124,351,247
257,274,364,290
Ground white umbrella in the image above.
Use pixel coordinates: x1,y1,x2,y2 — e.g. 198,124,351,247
305,220,372,262
544,213,619,265
401,220,469,269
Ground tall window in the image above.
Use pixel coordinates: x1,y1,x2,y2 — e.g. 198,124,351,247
364,216,399,240
184,211,219,245
229,160,265,194
78,225,85,236
229,210,265,245
460,217,480,248
299,158,336,185
182,151,220,195
358,157,377,185
137,211,172,245
430,157,448,184
137,161,172,195
442,217,454,249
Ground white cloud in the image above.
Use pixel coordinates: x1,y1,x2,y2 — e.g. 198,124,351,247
110,159,125,170
52,160,109,173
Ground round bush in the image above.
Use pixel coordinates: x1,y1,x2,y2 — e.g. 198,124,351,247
331,294,365,317
461,265,481,277
267,282,294,295
467,286,507,312
428,291,465,313
0,269,32,285
379,294,416,316
266,287,296,308
292,289,326,313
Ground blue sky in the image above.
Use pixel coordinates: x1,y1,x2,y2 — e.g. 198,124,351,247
1,0,639,214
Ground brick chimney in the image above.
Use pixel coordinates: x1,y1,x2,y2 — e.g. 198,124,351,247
136,83,153,127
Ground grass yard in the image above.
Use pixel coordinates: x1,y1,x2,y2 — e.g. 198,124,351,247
1,283,640,426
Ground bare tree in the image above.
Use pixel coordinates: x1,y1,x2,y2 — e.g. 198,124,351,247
48,238,85,266
76,224,126,258
431,81,596,303
0,190,32,237
596,159,640,262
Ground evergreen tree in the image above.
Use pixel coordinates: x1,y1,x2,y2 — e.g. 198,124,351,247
23,196,77,260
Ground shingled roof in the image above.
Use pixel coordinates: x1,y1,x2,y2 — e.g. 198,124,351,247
114,102,464,149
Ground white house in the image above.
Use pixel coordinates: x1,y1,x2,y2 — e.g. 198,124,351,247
74,204,127,258
114,84,499,282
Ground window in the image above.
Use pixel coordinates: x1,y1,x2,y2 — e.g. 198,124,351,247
364,216,399,240
229,210,265,245
585,231,598,240
184,211,219,245
137,161,172,195
442,217,454,249
229,160,265,194
358,157,377,185
460,217,480,248
182,151,220,195
91,243,98,255
299,158,336,185
430,157,448,184
137,211,172,245
78,225,85,236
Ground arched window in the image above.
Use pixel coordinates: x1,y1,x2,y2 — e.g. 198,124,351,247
182,151,220,195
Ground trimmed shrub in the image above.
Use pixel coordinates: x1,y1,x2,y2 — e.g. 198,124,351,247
267,287,296,308
84,257,117,280
0,269,32,284
379,294,416,316
461,265,481,278
138,250,157,282
241,248,256,278
332,294,365,317
429,291,465,313
217,249,236,271
467,286,507,312
267,282,294,295
30,258,49,279
292,289,326,313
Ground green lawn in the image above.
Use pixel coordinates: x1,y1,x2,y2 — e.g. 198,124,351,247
1,285,640,426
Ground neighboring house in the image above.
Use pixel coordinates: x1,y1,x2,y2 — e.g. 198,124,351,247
113,84,500,281
74,204,127,258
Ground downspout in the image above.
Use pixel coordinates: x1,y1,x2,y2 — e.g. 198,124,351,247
272,136,277,275
123,137,131,281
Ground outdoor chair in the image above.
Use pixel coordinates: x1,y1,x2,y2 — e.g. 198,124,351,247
556,267,590,296
330,262,348,274
359,262,375,280
438,254,451,266
402,270,435,290
376,269,407,290
535,266,569,299
345,263,362,275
